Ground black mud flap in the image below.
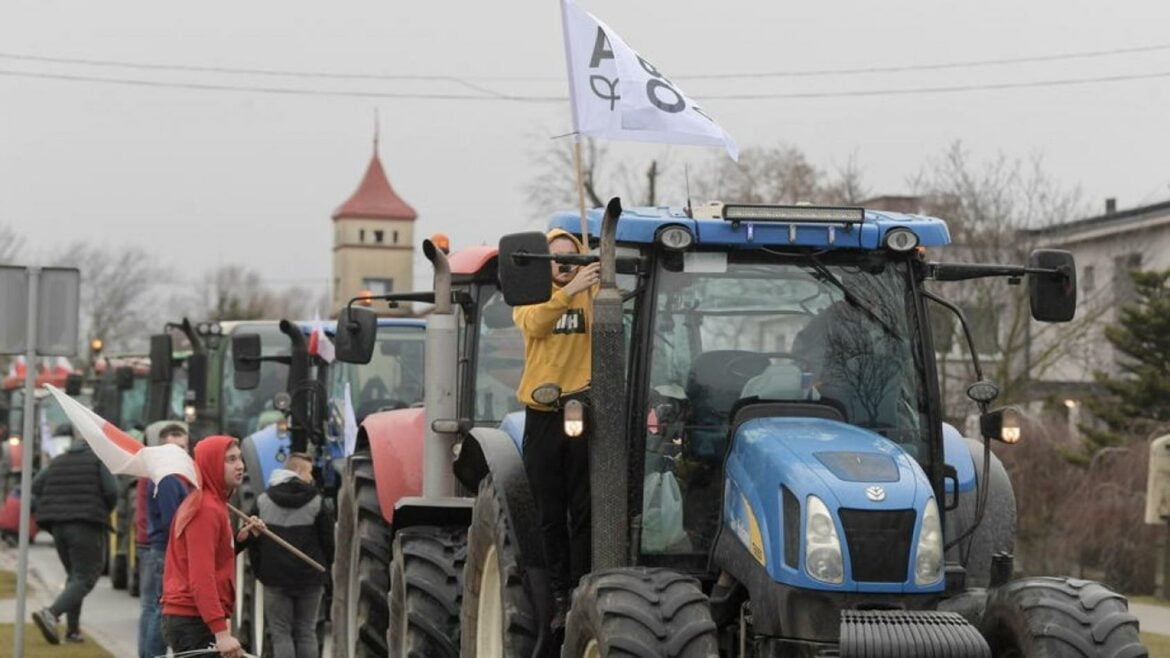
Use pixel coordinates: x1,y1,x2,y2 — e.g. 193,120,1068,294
839,610,990,658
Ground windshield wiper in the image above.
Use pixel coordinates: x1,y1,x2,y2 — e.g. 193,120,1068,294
805,253,902,342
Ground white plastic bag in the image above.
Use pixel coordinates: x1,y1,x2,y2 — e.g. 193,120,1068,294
641,470,686,552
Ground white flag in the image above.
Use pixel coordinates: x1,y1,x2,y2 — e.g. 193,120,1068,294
560,0,738,160
342,382,358,457
45,385,200,488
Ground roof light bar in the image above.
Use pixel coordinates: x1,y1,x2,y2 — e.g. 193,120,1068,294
723,204,865,224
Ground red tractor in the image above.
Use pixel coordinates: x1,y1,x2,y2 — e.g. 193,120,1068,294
330,239,526,657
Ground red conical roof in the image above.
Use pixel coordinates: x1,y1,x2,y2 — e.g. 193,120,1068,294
332,152,417,221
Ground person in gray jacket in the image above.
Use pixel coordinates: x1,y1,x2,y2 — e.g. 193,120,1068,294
30,435,117,644
249,453,333,658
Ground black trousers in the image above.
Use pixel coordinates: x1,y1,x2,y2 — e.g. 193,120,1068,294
522,406,591,595
162,614,216,655
47,521,105,633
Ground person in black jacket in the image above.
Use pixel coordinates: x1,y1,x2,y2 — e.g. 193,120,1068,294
249,453,333,658
30,437,117,645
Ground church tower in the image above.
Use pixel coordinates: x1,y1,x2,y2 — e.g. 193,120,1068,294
331,134,417,312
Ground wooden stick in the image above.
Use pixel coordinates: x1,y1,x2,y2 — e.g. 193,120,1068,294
572,136,590,247
227,502,326,573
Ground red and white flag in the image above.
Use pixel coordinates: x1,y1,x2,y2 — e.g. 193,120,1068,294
308,314,336,364
45,385,200,488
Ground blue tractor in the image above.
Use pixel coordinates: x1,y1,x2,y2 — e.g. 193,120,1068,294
452,199,1146,656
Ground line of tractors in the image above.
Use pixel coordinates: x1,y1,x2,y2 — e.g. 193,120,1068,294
3,197,1149,657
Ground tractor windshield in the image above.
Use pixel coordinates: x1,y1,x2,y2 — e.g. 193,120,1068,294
330,325,425,422
472,288,525,424
222,323,291,438
119,376,148,431
641,251,928,554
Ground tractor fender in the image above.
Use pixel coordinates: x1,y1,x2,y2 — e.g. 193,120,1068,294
453,427,546,571
362,407,426,527
944,436,1016,590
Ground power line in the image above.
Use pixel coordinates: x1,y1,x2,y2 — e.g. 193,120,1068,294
684,42,1170,79
2,42,1169,83
0,68,561,102
3,66,1169,101
0,51,512,97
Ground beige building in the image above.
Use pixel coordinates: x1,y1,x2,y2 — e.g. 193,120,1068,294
331,140,417,313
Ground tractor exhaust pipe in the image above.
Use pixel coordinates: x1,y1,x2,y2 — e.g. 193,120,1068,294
590,197,628,570
422,238,458,497
280,319,313,453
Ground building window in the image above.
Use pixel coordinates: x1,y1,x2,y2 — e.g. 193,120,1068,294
362,277,393,296
393,230,399,244
929,307,954,354
960,303,1001,355
374,230,384,244
1083,265,1095,293
359,229,366,243
1112,253,1142,304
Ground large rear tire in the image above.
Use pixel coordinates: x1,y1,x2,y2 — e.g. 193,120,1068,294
330,453,391,658
461,474,540,657
981,577,1146,657
387,525,467,657
562,567,718,658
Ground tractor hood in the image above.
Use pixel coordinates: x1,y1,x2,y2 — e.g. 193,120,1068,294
736,417,925,509
722,415,938,592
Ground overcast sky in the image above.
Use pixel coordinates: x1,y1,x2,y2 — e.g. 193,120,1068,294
3,0,1169,296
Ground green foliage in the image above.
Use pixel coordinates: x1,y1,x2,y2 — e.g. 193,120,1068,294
1075,269,1170,464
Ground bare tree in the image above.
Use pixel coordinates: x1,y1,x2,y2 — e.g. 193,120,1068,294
195,265,320,321
694,143,869,206
910,142,1107,415
54,242,170,353
524,137,669,221
0,224,24,264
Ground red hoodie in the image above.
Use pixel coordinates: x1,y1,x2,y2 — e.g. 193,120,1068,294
160,436,237,633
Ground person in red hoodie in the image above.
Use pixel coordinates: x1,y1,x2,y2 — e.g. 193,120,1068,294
160,436,264,657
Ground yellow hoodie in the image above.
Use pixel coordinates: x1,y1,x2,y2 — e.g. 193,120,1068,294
513,229,593,410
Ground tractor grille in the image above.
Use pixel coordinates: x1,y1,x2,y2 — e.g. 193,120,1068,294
838,509,915,583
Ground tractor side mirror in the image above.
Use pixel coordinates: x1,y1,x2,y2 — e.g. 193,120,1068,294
335,306,377,364
1028,249,1077,322
232,333,262,391
980,406,1022,444
498,232,552,306
64,373,83,396
149,334,173,383
114,366,134,390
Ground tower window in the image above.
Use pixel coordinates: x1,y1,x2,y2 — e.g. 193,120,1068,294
374,230,384,244
362,277,393,296
393,230,399,244
359,229,366,243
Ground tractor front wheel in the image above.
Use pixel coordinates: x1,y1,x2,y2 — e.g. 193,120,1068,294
460,474,540,657
562,567,718,658
330,453,391,658
981,577,1146,657
386,525,467,657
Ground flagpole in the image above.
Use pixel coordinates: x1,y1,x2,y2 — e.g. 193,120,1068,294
560,0,590,247
227,503,326,573
572,137,590,247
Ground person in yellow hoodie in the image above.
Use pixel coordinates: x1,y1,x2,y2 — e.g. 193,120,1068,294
513,228,600,629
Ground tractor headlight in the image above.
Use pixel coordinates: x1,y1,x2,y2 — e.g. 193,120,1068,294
563,399,585,438
805,495,844,584
914,497,943,585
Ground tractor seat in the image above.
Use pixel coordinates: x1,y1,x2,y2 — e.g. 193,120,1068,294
685,350,769,460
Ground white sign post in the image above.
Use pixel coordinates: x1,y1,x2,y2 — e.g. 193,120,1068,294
0,266,80,658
